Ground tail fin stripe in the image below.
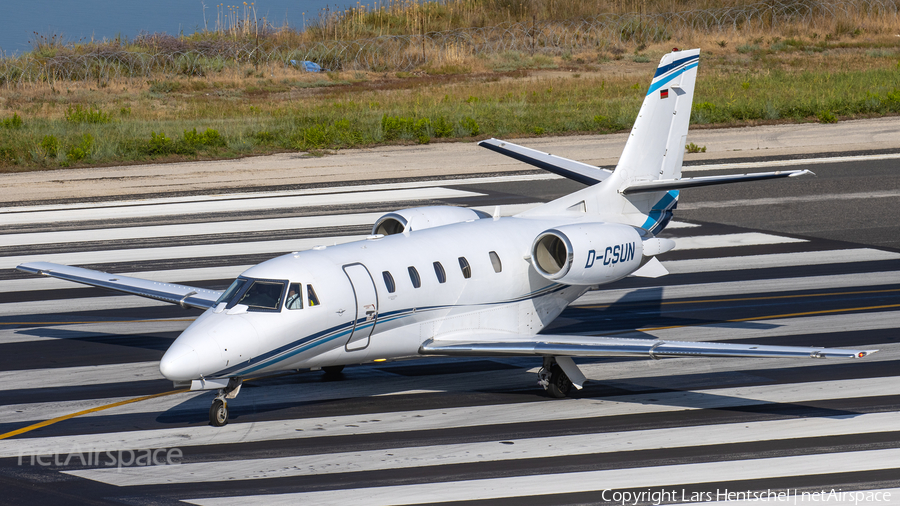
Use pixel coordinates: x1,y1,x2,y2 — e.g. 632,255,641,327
640,190,679,233
647,61,698,96
652,54,700,78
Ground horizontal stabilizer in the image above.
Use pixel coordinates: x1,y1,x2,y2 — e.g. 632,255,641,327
16,262,221,309
420,334,876,360
620,169,813,195
479,138,611,186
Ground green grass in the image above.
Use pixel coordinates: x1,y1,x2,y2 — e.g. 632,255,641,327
1,65,899,170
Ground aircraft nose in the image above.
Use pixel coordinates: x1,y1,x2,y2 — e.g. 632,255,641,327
159,340,201,381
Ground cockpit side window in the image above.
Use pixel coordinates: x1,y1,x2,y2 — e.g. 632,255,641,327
285,282,303,310
217,278,249,307
237,280,286,311
307,284,320,306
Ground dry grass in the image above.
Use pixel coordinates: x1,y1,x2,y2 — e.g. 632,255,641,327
1,0,898,170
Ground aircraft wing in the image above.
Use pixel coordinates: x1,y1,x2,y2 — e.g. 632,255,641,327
478,138,612,185
16,261,222,310
419,333,876,360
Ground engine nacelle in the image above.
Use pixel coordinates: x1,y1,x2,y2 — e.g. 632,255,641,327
531,223,643,285
373,206,490,235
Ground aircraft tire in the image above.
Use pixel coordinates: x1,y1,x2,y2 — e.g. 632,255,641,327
546,364,572,398
210,399,228,427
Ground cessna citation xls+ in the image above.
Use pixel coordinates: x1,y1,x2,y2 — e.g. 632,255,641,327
17,49,876,426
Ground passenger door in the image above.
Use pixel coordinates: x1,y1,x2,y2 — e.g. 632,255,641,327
343,263,378,351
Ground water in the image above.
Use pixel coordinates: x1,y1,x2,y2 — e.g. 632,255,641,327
1,0,347,56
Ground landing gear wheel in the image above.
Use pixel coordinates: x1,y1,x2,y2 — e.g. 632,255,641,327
322,365,345,376
209,398,228,427
546,364,572,398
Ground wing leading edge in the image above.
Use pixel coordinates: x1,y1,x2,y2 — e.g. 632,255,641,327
420,333,876,360
16,262,222,310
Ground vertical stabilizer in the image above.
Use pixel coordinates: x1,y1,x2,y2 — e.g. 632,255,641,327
519,49,699,236
614,49,699,182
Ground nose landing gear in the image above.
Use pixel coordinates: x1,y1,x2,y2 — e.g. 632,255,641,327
209,377,242,427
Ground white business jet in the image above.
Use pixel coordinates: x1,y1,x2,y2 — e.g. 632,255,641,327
17,49,876,426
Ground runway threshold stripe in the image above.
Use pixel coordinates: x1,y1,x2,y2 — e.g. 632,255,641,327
589,311,900,343
1,203,549,249
0,361,164,391
683,152,900,172
637,303,900,332
182,448,900,506
0,234,365,270
0,187,484,226
0,319,193,345
0,265,251,294
577,270,900,306
679,190,900,210
64,412,900,486
3,375,897,458
0,173,558,216
671,233,806,251
0,213,385,248
663,248,900,274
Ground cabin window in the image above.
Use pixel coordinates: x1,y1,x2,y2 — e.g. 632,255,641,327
238,280,285,311
382,271,396,293
285,282,303,310
408,266,421,288
489,251,502,273
307,285,320,306
433,262,446,283
458,257,471,279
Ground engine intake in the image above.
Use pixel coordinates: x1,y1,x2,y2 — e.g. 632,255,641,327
531,223,643,285
373,206,489,236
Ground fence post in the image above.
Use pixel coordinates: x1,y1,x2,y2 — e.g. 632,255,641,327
532,14,536,56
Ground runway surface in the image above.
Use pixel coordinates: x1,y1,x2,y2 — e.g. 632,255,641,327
0,152,899,505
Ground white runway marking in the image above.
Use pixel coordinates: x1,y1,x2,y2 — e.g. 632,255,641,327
1,203,546,248
663,248,900,274
671,233,806,250
683,152,900,172
0,234,365,269
0,187,482,226
184,448,900,506
0,265,252,294
680,190,900,209
0,361,163,391
0,173,558,215
0,213,384,248
66,412,900,486
584,270,900,305
3,375,896,458
0,319,192,345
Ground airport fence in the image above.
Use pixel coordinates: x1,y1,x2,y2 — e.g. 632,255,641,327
1,0,898,87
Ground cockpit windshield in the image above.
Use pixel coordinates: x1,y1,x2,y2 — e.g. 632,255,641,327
216,277,287,312
238,280,285,310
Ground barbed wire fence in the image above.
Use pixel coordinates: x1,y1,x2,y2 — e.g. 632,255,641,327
1,0,897,88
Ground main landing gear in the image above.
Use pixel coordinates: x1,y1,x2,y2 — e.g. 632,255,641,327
538,357,586,398
209,377,242,427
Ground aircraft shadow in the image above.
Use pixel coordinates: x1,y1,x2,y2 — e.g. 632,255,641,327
544,286,781,335
12,327,177,352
